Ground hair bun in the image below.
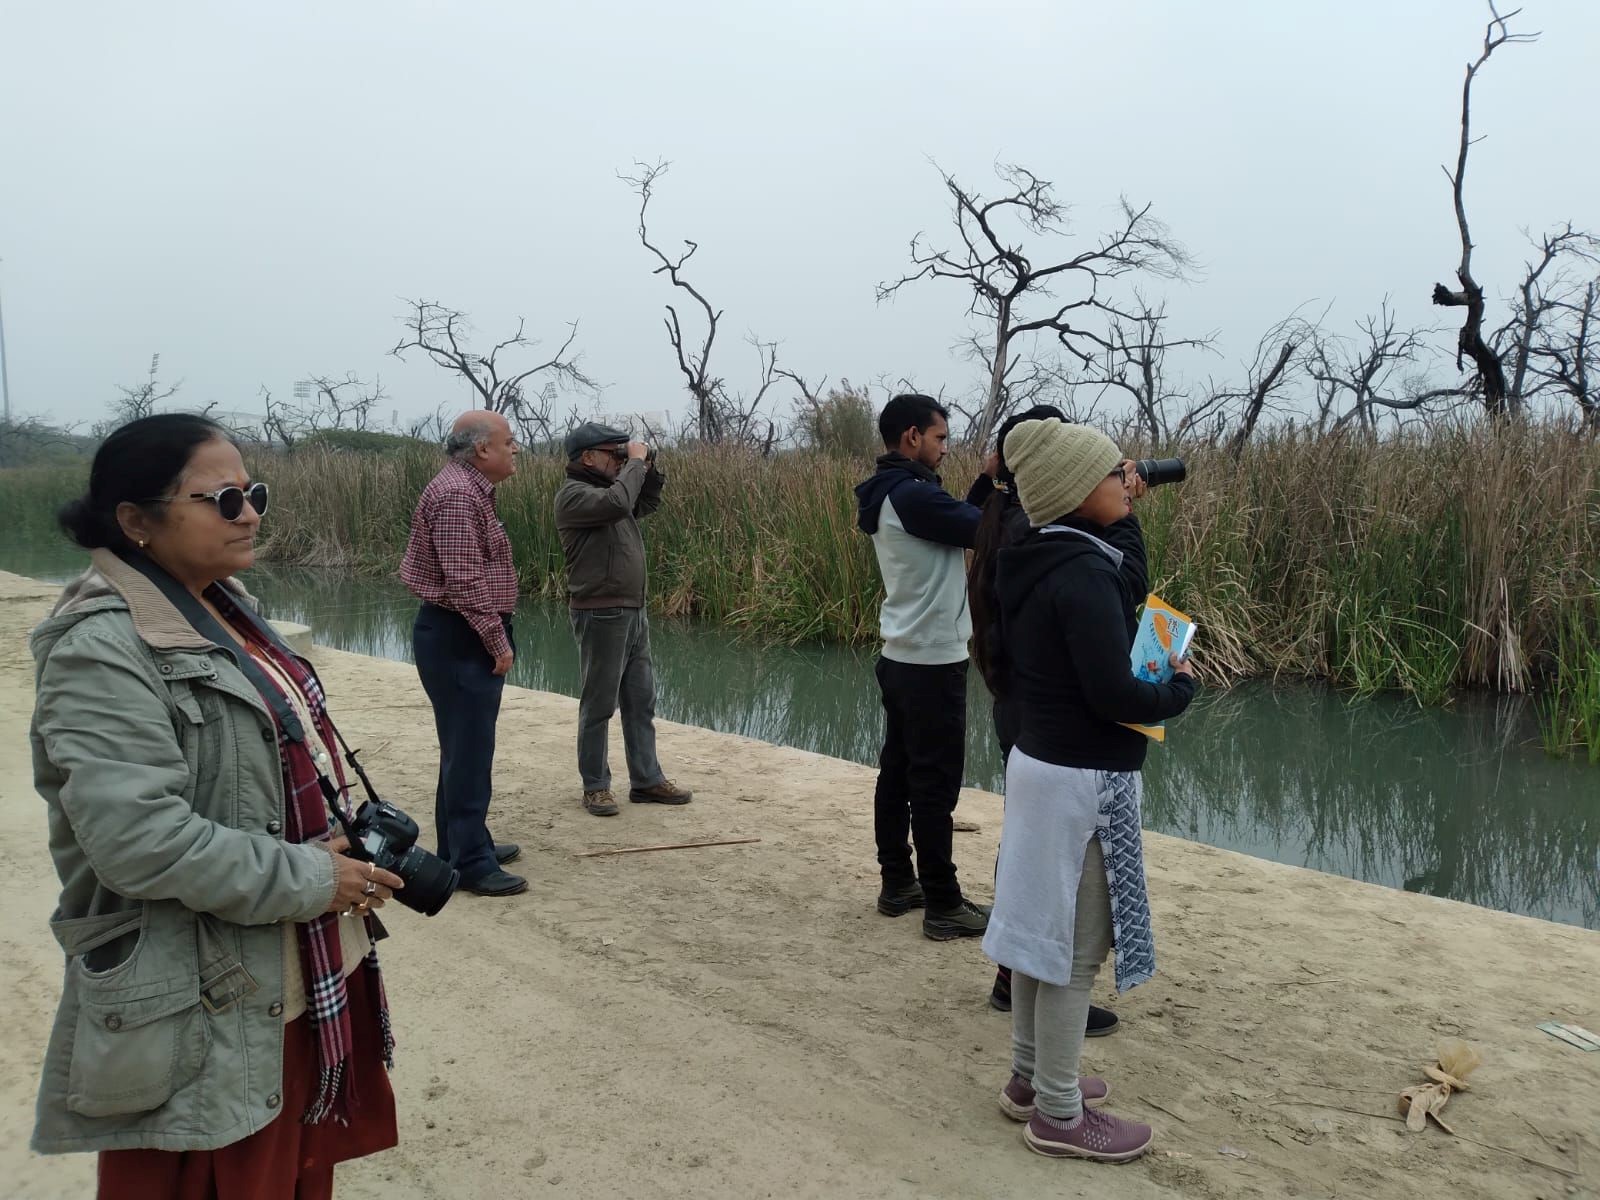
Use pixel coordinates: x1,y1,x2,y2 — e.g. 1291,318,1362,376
58,495,114,550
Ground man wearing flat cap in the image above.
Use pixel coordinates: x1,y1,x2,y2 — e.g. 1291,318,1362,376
554,422,693,816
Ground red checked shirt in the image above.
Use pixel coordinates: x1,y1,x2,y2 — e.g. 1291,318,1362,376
400,460,518,659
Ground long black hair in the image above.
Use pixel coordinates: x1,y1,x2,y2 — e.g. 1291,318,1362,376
59,414,230,551
968,405,1068,696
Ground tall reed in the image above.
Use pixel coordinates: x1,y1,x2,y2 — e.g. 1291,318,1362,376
3,422,1597,753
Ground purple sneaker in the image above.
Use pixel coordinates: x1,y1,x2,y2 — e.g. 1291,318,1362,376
1023,1105,1153,1162
997,1074,1111,1121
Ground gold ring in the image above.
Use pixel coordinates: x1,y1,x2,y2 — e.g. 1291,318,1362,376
366,862,375,879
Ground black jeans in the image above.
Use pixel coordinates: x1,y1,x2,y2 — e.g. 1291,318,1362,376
413,604,510,885
873,656,968,909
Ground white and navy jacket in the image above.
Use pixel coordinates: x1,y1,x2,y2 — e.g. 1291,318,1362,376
853,454,984,666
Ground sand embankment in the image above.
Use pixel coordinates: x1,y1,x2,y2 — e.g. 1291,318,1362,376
1,571,1594,1199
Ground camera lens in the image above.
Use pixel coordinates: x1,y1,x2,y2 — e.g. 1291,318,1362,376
1133,457,1187,488
389,845,459,916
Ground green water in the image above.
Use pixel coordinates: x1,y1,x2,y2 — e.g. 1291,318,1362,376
4,539,1596,930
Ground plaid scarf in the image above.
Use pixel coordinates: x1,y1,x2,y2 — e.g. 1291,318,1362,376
210,586,394,1125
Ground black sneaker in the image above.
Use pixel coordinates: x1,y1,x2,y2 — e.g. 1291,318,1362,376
1086,1004,1120,1037
876,880,925,917
922,898,991,941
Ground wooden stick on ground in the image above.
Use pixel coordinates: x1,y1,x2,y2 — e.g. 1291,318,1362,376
1138,1096,1191,1123
574,837,762,859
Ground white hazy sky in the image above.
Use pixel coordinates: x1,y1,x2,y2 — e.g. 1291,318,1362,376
1,0,1596,431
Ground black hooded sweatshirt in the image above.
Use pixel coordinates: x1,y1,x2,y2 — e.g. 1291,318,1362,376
996,516,1194,771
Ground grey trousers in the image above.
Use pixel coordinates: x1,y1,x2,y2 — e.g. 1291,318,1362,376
1011,837,1114,1119
569,606,666,792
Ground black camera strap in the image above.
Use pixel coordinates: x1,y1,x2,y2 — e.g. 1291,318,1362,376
114,550,384,850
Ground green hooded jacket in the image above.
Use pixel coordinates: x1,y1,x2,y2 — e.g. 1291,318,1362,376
29,550,336,1154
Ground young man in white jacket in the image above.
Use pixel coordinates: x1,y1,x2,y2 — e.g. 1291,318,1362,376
854,394,996,940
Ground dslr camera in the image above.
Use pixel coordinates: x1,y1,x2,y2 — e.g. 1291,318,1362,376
347,798,459,916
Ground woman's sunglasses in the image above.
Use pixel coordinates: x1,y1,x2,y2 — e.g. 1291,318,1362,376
146,482,270,522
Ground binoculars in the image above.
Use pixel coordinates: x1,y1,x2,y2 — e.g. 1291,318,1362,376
1133,457,1186,487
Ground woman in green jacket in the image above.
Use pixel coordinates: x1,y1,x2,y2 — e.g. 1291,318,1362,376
30,414,405,1198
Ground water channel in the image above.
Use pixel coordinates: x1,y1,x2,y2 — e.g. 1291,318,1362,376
3,538,1596,930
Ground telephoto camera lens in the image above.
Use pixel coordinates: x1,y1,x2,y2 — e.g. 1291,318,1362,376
1133,457,1187,487
387,845,459,917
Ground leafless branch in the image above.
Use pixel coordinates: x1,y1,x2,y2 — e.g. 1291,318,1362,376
621,159,791,449
391,298,595,451
878,161,1195,447
1429,2,1537,417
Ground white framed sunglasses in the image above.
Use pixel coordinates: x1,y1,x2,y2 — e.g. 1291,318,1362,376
145,482,270,522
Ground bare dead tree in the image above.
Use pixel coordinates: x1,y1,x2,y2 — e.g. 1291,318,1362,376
1209,317,1309,458
1429,3,1539,418
304,373,385,433
1309,302,1468,433
258,374,389,448
620,160,789,451
620,160,722,440
877,161,1193,448
1081,293,1215,445
0,413,83,466
403,403,453,445
1530,278,1600,427
391,299,595,449
1490,225,1598,403
97,353,181,435
257,386,298,449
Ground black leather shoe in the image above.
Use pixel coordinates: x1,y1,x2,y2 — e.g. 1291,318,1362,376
876,880,925,917
493,842,522,866
1086,1004,1120,1037
462,869,528,897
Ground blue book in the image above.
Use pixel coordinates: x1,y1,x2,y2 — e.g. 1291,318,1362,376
1121,593,1196,743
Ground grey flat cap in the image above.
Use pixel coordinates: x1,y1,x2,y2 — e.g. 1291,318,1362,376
564,421,631,460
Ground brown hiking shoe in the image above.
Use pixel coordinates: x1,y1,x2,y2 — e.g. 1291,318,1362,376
582,789,620,816
629,779,693,805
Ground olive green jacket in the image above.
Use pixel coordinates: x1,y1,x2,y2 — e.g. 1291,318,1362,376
554,459,666,609
29,550,337,1154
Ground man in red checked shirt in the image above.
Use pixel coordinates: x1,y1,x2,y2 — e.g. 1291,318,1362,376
400,411,529,897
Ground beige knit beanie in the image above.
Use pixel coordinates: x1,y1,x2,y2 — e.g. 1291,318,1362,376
1006,419,1123,527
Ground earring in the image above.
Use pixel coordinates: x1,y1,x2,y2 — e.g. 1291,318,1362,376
137,539,149,549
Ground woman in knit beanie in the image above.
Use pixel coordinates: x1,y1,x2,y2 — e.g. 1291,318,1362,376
980,419,1196,1163
968,411,1134,1039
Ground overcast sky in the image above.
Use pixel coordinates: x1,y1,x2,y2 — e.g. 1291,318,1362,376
2,0,1596,433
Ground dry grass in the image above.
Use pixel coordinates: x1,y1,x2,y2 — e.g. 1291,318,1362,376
4,420,1597,751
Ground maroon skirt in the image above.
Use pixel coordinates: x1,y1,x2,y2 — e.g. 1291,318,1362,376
97,968,397,1200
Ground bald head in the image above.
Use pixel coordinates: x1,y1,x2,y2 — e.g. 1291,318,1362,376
446,410,518,482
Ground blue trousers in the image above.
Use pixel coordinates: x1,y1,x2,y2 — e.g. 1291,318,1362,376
413,604,509,885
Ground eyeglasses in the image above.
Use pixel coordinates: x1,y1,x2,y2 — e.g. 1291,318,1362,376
146,482,270,522
1109,465,1128,484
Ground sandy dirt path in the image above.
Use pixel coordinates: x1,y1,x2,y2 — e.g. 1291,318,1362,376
1,571,1595,1199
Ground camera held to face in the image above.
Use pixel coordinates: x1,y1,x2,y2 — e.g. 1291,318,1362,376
348,798,459,915
1133,457,1187,488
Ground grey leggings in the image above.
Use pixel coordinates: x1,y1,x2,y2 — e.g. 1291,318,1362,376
1010,837,1114,1119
